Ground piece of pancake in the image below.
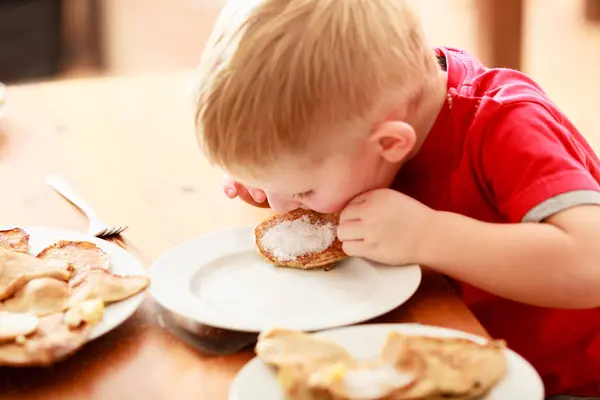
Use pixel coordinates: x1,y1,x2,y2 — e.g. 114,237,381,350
0,278,71,316
64,298,105,328
0,228,29,254
257,328,356,369
256,329,422,400
0,250,74,301
255,209,346,270
0,313,90,367
68,268,149,307
37,240,110,273
381,332,508,400
256,328,357,400
0,311,39,343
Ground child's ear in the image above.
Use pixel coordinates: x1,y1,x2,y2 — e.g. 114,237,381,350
369,121,416,163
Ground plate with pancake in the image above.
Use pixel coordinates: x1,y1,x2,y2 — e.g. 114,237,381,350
230,323,545,400
149,209,422,333
0,225,149,367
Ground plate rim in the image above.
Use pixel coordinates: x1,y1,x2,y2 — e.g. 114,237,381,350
229,323,545,400
148,226,422,333
1,225,148,341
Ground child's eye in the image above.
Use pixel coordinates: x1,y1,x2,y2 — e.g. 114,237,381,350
294,190,314,200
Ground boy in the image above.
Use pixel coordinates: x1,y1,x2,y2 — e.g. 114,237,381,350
194,0,600,397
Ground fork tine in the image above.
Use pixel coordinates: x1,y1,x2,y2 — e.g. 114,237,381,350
94,228,108,238
114,226,128,235
95,225,128,238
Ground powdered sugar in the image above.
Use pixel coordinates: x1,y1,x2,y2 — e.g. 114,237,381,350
260,216,336,262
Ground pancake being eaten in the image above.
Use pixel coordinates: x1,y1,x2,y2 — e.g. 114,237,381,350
255,209,346,270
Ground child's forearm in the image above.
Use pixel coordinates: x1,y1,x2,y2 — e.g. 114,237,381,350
420,211,600,309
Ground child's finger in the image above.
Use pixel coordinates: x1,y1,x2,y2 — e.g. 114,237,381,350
248,188,266,203
235,185,271,208
236,184,261,203
221,176,238,198
337,220,365,242
341,240,366,257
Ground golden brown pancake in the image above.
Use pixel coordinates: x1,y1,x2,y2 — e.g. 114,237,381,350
0,313,90,367
37,240,110,273
0,278,71,316
0,250,74,301
0,228,29,254
257,328,356,368
381,332,508,400
255,209,346,270
68,268,150,306
257,328,356,399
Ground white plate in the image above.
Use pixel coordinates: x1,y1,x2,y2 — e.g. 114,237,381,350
1,225,147,341
149,228,421,333
230,323,545,400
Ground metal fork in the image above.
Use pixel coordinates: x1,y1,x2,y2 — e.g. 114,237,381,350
45,174,128,238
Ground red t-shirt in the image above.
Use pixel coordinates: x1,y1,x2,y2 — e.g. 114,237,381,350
393,47,600,396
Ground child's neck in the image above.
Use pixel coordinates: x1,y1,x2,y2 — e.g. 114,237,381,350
405,69,448,158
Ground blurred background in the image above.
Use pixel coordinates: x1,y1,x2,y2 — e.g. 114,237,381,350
1,0,600,145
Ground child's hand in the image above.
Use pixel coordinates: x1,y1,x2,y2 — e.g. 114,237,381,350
221,175,270,208
338,189,435,265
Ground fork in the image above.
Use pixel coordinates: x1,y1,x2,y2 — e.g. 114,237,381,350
45,174,128,238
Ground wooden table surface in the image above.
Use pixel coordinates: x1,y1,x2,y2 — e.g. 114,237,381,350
0,74,487,400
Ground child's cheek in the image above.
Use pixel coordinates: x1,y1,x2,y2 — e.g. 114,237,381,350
307,198,347,214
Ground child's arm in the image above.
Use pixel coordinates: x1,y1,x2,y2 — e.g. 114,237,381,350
417,102,600,308
421,205,600,308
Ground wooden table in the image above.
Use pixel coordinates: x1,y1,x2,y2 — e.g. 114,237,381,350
0,75,487,400
476,0,524,71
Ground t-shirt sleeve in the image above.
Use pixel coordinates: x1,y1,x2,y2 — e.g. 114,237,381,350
481,102,600,222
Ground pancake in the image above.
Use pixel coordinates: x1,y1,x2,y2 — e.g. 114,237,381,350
256,328,422,400
0,278,71,316
68,268,150,306
0,228,29,254
255,209,346,270
37,240,110,273
381,332,508,399
0,250,73,301
0,312,39,343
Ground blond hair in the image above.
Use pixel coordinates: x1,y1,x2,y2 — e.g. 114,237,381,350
194,0,438,175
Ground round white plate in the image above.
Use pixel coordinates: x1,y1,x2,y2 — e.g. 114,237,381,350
149,228,422,333
230,323,545,400
1,225,148,341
